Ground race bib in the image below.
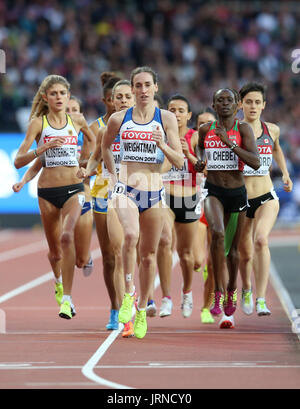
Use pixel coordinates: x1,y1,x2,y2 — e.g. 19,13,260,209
162,157,189,181
44,146,78,167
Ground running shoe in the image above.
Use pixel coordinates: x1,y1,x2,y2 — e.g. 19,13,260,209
202,264,208,282
256,298,271,316
181,291,193,318
201,308,215,324
134,310,147,339
119,293,135,323
106,309,119,330
55,282,63,306
59,300,72,319
83,256,94,277
159,297,173,317
210,291,224,316
70,302,76,317
146,300,157,317
241,289,254,315
224,289,237,316
122,321,134,338
219,314,235,329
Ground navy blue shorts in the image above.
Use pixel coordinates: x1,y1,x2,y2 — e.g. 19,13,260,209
111,182,164,213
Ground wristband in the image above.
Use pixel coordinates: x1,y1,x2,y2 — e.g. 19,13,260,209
33,149,39,157
229,142,238,150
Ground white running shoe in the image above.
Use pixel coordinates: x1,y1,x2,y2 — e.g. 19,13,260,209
241,289,254,315
146,300,157,317
256,298,271,316
219,314,235,329
181,291,193,318
83,256,94,277
159,297,173,317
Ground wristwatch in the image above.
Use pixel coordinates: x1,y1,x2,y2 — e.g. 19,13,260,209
229,142,238,150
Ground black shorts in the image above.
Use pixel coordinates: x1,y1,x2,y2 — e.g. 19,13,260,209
205,181,248,213
165,193,201,223
246,189,279,219
38,183,85,209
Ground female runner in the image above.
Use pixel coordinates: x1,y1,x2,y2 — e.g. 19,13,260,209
238,82,293,316
14,75,94,319
102,66,183,338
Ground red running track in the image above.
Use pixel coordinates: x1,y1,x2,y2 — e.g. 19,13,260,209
0,228,299,390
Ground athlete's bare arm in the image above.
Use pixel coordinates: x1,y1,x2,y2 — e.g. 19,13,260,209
14,117,65,169
267,122,293,192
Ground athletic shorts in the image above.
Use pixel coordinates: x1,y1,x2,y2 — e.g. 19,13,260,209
38,183,85,209
92,197,108,214
111,181,164,213
81,201,92,216
205,181,248,213
165,193,201,223
246,189,279,219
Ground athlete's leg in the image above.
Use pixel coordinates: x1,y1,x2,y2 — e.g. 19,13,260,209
74,208,93,268
204,196,226,293
107,206,125,307
60,193,83,296
138,206,164,309
114,194,139,295
174,220,198,293
94,211,117,310
38,197,62,281
226,212,246,292
194,220,207,272
157,207,174,299
252,200,279,298
238,217,254,291
202,228,214,309
74,185,93,268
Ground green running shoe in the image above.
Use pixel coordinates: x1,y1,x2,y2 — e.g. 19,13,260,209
55,282,63,306
134,310,147,339
119,293,135,323
202,264,208,282
201,308,215,324
59,300,72,319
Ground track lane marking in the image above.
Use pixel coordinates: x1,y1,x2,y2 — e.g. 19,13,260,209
81,253,180,389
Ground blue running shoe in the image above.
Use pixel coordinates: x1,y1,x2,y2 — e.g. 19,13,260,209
106,309,119,330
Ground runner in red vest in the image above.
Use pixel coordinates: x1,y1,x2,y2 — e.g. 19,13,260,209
163,94,202,319
195,88,260,320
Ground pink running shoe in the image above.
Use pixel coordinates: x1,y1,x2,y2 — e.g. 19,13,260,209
210,291,224,316
224,289,237,316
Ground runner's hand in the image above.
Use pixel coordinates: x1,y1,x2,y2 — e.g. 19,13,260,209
77,167,87,179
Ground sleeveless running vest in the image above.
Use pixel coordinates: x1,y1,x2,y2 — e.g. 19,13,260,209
204,119,244,171
243,121,274,176
38,114,78,168
119,107,166,164
90,116,109,198
163,128,197,186
102,133,121,178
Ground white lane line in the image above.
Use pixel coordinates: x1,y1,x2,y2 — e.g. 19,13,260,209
0,273,53,304
0,240,48,263
0,248,101,305
81,252,180,389
270,260,300,341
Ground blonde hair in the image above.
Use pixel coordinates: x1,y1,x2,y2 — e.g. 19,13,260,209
29,75,70,120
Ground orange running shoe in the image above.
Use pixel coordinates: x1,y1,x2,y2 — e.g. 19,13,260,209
122,320,134,338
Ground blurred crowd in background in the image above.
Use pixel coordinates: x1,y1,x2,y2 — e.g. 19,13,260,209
0,0,299,223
